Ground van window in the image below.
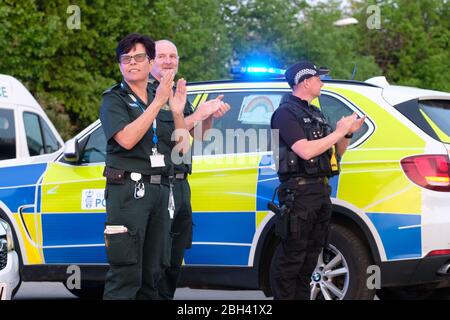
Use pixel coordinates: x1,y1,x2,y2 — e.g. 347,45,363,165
23,112,45,156
0,109,16,160
42,120,61,153
190,91,283,155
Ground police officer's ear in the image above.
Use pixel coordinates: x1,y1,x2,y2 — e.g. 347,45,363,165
302,77,311,89
148,59,154,68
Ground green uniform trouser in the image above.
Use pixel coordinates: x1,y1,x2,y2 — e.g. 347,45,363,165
157,178,192,299
103,179,172,300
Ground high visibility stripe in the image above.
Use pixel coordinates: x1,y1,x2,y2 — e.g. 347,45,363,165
197,93,209,107
191,93,202,109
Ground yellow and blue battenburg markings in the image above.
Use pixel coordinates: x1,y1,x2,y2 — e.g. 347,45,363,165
39,163,106,264
0,163,48,264
329,87,425,260
0,84,434,267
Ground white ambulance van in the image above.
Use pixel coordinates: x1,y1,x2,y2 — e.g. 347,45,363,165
0,74,64,164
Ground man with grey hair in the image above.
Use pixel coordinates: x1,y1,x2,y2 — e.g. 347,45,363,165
149,39,230,299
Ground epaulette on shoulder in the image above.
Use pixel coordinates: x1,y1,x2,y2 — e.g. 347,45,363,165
102,83,121,95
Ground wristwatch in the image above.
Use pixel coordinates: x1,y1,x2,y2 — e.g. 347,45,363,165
345,133,353,139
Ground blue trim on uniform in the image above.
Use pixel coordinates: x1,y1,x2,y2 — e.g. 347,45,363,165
366,213,421,260
257,154,280,210
192,212,255,243
41,213,106,246
0,163,47,188
43,246,107,264
184,244,251,266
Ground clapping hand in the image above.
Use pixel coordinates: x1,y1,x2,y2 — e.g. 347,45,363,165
154,69,175,108
169,78,187,115
336,113,366,138
195,94,231,120
349,114,366,134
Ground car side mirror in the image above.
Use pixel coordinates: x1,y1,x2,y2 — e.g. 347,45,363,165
63,138,81,162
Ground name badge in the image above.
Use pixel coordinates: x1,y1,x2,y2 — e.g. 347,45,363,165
150,154,165,168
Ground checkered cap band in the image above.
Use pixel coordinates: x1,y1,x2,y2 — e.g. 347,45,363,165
294,68,317,85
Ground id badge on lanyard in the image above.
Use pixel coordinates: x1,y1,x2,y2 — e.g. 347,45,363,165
127,91,166,168
149,119,166,168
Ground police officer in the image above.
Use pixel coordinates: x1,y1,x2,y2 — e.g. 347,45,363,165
270,61,365,300
149,39,230,299
99,33,190,300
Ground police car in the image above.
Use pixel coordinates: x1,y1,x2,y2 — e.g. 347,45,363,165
1,68,449,299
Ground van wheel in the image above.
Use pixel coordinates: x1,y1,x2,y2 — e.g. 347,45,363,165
64,281,104,300
313,224,375,300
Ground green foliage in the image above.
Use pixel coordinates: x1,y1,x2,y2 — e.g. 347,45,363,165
353,0,450,91
148,0,232,81
0,0,448,139
225,0,307,67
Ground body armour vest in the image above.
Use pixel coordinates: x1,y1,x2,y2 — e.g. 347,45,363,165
274,98,340,181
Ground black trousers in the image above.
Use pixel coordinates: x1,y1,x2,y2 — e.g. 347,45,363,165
103,180,172,300
157,178,192,299
270,181,332,300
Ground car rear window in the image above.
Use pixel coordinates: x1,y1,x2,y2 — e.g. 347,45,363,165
394,99,450,144
418,100,450,143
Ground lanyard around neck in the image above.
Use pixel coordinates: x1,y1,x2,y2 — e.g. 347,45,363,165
122,83,159,146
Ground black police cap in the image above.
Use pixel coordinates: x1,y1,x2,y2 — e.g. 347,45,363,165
285,61,329,88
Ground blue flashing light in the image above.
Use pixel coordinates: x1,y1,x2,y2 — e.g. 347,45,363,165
245,66,285,75
231,65,286,79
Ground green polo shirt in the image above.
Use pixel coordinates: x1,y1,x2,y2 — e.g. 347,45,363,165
149,75,194,174
99,80,173,176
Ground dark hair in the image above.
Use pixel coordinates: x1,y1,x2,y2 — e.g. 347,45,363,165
115,33,155,62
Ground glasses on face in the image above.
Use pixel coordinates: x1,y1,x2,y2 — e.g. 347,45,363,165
119,52,148,64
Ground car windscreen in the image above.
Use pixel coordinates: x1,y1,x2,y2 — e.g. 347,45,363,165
394,99,450,144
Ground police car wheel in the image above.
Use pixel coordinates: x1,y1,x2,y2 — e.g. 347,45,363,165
64,281,104,300
311,224,376,300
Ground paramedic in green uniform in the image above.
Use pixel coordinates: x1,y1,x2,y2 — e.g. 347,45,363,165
99,33,190,300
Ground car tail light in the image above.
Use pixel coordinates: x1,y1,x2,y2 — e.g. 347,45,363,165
427,249,450,257
400,155,450,192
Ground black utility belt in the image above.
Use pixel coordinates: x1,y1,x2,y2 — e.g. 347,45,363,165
284,176,328,185
173,172,188,180
124,172,171,185
103,167,168,185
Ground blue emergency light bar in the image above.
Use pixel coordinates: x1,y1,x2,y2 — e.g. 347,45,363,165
230,65,333,80
230,66,286,79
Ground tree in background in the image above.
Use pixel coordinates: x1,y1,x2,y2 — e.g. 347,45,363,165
226,0,312,68
147,0,232,81
286,0,381,81
353,0,450,91
0,0,448,138
0,0,153,139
